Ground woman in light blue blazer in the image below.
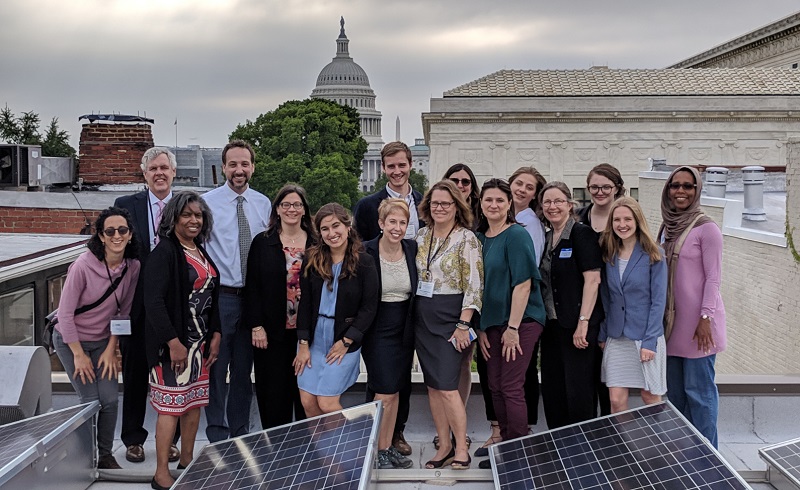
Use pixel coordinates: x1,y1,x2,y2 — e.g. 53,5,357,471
599,197,668,413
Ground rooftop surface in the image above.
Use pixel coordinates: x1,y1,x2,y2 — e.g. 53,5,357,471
0,233,86,266
45,388,799,489
443,68,800,98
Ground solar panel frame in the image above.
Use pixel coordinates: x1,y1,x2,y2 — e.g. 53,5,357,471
0,402,99,487
489,401,752,490
172,401,382,490
759,436,800,487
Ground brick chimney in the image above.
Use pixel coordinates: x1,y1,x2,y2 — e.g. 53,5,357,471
78,122,154,185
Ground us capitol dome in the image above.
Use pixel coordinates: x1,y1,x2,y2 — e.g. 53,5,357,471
311,17,384,191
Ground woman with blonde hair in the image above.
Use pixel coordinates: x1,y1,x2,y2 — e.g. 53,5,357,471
415,180,483,470
598,197,667,414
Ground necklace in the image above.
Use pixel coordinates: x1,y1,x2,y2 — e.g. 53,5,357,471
281,230,305,246
181,242,198,251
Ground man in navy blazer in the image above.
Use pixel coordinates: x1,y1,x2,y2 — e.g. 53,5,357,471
113,147,178,464
352,141,423,456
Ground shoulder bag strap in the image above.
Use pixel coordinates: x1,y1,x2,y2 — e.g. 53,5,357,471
74,263,129,315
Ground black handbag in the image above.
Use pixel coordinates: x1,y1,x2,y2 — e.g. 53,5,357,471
42,264,129,354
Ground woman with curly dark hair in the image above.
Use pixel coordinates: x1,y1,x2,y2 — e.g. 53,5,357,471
293,203,379,416
145,191,222,490
53,206,141,470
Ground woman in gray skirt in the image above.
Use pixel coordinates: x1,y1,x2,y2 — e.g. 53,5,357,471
598,197,668,413
415,180,483,470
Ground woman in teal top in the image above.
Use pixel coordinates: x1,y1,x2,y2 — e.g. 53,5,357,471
476,179,546,453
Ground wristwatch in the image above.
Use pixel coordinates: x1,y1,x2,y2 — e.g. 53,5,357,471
701,314,710,321
579,315,588,322
341,338,352,348
298,339,309,345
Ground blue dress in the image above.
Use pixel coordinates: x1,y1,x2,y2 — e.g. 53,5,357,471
297,262,362,396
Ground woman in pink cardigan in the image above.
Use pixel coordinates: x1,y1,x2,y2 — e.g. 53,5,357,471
659,166,726,448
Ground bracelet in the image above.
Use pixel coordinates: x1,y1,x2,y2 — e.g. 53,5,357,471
507,325,519,331
251,326,264,332
457,319,472,327
456,323,470,331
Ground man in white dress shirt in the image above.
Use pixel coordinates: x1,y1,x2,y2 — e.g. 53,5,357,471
202,140,271,442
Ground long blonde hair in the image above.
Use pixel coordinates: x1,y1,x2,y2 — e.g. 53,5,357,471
601,197,663,264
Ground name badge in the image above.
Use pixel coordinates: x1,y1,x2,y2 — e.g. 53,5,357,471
559,248,573,259
416,280,434,298
110,315,132,335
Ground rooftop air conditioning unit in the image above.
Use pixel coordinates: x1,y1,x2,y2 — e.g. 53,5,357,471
0,144,39,188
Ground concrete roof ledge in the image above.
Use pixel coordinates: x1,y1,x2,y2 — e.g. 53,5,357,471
702,196,788,246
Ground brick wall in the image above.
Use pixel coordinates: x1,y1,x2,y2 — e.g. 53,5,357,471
78,123,153,185
638,162,800,375
0,207,98,234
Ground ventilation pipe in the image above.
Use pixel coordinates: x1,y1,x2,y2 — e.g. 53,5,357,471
742,166,767,221
704,167,729,198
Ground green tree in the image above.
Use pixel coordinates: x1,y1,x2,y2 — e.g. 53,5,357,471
230,99,367,210
0,105,76,157
372,168,429,195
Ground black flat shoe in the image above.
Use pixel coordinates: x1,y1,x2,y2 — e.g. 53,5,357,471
478,458,492,469
151,477,171,490
451,454,472,470
425,447,455,469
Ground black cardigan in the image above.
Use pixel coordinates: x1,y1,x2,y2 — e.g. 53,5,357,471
353,188,424,242
546,221,604,330
143,235,221,368
363,237,418,348
243,230,314,341
296,251,379,352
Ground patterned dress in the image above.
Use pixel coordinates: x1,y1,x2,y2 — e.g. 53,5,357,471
149,251,217,415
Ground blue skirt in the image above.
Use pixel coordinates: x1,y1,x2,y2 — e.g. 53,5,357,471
297,316,361,396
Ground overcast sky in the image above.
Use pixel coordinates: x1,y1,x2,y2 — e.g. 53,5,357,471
1,1,798,150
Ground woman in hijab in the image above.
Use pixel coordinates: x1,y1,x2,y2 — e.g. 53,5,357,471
659,166,726,448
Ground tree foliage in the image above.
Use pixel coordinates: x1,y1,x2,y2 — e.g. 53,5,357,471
230,99,368,210
0,105,76,158
372,168,429,195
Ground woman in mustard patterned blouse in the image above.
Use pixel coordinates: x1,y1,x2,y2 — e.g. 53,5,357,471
415,180,484,470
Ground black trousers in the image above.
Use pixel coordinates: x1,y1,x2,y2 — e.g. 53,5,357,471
594,344,611,417
120,331,180,446
253,329,306,430
365,370,411,433
477,338,541,425
540,321,599,430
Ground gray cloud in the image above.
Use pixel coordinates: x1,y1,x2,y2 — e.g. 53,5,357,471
1,0,797,150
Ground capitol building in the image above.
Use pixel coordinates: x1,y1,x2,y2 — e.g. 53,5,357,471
310,18,385,192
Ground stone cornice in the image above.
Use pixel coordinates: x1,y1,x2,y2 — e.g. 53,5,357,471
670,12,800,68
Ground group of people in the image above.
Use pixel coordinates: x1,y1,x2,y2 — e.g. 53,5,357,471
52,139,727,484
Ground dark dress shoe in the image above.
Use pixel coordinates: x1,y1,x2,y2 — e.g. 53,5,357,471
168,444,181,463
97,454,122,470
392,431,412,456
151,477,171,490
126,444,145,463
478,458,492,469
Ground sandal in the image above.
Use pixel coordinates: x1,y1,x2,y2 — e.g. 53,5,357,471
425,447,455,469
474,423,502,457
451,454,472,470
432,435,440,450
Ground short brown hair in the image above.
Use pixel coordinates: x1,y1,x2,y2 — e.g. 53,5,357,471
587,163,625,199
381,141,412,167
222,139,255,165
418,180,473,230
378,198,410,222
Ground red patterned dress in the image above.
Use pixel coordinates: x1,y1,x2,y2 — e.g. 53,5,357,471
150,251,217,415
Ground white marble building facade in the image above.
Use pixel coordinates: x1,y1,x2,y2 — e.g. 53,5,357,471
422,68,800,193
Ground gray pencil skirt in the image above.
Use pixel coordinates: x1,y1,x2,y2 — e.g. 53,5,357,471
414,294,472,391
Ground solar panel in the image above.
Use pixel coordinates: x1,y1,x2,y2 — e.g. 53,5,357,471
490,402,751,490
759,436,800,487
173,401,381,490
0,402,99,487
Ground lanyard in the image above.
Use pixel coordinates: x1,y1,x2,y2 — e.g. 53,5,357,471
424,224,456,280
104,260,124,314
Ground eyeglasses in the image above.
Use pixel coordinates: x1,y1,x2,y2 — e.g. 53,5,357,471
541,199,569,208
450,178,471,187
103,226,130,237
588,185,615,194
279,202,304,210
668,183,697,191
430,201,454,210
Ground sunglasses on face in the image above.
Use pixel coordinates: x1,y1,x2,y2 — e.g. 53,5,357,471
103,226,130,237
449,178,471,187
668,183,697,191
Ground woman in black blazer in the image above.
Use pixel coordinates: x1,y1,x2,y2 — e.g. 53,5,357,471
362,198,417,470
144,191,221,490
244,184,315,430
537,182,603,430
293,203,379,416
